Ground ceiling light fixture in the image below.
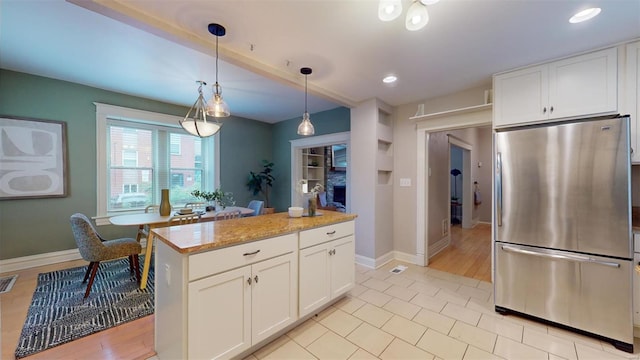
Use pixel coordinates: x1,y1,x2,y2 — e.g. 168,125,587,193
383,75,398,84
297,67,315,136
378,0,402,21
206,23,230,118
569,7,601,23
379,0,440,31
180,80,221,137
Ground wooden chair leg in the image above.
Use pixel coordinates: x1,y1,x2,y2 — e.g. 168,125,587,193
132,254,141,283
84,261,100,299
129,255,135,274
83,262,96,283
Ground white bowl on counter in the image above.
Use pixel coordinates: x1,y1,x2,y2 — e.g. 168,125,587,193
288,207,303,218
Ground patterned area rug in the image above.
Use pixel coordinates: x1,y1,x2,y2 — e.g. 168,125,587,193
14,257,154,359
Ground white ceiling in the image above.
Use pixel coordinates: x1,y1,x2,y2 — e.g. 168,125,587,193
1,0,639,123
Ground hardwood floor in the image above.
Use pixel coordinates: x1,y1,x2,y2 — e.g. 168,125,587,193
0,260,155,360
428,223,492,282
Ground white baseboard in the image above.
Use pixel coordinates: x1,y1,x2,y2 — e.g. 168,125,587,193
355,250,422,269
428,235,451,259
0,239,148,274
0,248,83,273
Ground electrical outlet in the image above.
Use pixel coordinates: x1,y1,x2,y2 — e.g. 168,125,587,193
442,219,449,236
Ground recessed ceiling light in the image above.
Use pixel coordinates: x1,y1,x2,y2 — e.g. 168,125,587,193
383,75,398,84
569,7,601,23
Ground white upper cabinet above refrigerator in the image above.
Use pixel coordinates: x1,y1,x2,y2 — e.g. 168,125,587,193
493,47,618,128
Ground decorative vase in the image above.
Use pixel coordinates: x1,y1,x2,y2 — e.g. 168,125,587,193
160,189,171,216
308,197,317,217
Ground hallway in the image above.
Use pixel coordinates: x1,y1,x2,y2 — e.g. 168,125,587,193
428,223,492,283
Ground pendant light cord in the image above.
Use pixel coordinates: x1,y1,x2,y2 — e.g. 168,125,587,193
304,74,308,112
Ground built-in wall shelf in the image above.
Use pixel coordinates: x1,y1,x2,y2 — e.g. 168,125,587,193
409,103,492,121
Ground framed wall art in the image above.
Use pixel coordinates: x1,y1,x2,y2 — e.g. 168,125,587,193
0,116,68,199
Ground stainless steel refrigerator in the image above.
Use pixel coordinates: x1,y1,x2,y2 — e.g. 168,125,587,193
494,115,634,353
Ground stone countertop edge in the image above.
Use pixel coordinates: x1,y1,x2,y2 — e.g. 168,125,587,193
151,211,357,254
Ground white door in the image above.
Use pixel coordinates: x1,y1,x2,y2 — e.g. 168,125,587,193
330,236,355,298
188,266,252,360
493,64,548,127
299,243,331,317
549,47,617,120
251,253,297,344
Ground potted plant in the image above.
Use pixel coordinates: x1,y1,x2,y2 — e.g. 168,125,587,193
191,188,235,211
247,160,275,214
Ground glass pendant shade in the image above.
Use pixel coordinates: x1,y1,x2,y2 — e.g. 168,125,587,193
180,81,221,137
419,0,440,5
378,0,402,21
297,112,315,136
297,67,315,136
405,1,429,31
206,83,230,117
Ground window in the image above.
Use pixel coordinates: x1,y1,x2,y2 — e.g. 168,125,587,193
95,103,219,223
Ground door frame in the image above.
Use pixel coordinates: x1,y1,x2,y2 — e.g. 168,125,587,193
415,108,491,266
290,132,350,210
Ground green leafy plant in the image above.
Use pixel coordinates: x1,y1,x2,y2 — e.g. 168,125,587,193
191,188,235,209
247,160,275,208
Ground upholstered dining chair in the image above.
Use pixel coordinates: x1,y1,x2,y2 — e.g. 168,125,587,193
214,210,242,221
69,213,141,299
246,200,264,216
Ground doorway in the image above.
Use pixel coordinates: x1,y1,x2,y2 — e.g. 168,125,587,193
290,132,350,212
414,107,492,275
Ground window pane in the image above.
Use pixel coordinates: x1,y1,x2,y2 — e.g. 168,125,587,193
110,127,152,167
170,133,203,205
109,169,153,210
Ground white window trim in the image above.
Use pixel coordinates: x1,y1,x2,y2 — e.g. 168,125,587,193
94,102,220,225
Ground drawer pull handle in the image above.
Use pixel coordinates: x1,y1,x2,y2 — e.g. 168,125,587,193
247,277,252,285
243,250,261,256
254,275,259,283
326,230,336,235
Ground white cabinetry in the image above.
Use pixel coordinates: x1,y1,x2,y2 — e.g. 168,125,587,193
634,233,640,328
156,234,297,360
493,47,618,128
299,221,355,317
626,41,640,163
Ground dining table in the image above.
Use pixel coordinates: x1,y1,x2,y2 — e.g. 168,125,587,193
109,206,255,289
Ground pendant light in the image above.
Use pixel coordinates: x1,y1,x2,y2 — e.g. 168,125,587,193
378,0,402,21
297,67,315,136
206,23,230,118
180,80,221,137
405,0,430,31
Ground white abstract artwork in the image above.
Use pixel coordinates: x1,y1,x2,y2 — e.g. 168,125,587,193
0,116,67,199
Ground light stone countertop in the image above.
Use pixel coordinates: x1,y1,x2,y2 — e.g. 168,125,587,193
151,210,357,254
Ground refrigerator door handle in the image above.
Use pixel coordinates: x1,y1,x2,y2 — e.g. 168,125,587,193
496,152,502,227
501,244,621,268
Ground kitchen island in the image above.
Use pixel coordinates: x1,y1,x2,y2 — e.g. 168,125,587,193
151,211,357,359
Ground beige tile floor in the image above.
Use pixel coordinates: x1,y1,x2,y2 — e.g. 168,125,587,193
234,260,640,360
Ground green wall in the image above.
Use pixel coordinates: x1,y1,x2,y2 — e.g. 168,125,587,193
271,108,351,212
0,70,273,259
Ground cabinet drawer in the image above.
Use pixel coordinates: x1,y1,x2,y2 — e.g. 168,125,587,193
189,233,297,281
299,221,354,249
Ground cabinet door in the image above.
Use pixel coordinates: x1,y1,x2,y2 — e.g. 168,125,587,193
493,64,548,127
549,47,617,120
627,42,640,163
188,266,251,360
251,253,297,344
634,252,640,327
299,243,331,317
330,236,355,298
